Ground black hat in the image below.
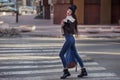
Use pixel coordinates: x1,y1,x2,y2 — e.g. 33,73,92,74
69,5,77,14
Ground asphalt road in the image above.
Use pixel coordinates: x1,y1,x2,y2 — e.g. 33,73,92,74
87,54,120,77
0,37,120,80
76,38,120,77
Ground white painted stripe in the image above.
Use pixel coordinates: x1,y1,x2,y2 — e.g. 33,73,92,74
0,49,60,53
88,77,120,80
0,45,41,48
0,53,58,56
0,43,104,47
1,61,99,67
0,64,106,71
86,66,106,71
84,62,99,66
0,53,86,58
86,73,117,77
0,43,62,47
3,49,119,57
0,47,60,50
80,51,120,55
0,68,62,75
1,59,61,64
0,48,60,50
42,73,118,80
0,37,118,41
0,55,60,60
0,67,108,76
0,37,64,41
0,54,87,60
2,48,120,56
0,64,62,69
0,37,97,41
72,72,117,80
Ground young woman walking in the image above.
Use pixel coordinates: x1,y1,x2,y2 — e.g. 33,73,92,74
59,5,88,79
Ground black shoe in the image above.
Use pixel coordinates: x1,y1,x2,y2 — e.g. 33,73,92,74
61,69,71,79
78,68,88,78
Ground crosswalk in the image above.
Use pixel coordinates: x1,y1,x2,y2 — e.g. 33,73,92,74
0,37,120,80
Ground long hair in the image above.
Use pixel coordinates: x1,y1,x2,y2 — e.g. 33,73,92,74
72,14,78,36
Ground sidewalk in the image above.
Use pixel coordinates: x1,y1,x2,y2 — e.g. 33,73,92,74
0,15,120,80
0,15,120,38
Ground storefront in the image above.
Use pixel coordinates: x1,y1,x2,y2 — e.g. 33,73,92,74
53,0,120,25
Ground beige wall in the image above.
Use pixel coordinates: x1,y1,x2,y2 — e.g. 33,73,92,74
23,0,26,6
73,0,84,24
100,0,111,24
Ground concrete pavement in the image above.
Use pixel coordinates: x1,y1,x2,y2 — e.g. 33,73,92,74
0,15,120,80
0,37,120,80
0,15,120,38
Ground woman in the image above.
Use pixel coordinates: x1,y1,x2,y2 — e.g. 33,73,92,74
59,5,88,79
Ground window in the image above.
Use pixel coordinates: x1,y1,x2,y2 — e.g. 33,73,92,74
85,0,100,4
26,0,33,6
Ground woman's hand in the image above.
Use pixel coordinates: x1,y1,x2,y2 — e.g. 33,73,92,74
61,19,65,26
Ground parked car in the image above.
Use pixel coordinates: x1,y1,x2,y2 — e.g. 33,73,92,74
19,6,36,15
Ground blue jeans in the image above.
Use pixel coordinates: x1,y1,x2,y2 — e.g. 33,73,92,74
59,34,84,68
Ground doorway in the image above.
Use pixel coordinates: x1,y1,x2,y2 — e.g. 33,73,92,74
84,0,100,24
111,0,120,24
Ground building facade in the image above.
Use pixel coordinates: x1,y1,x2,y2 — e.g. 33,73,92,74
9,0,120,25
53,0,120,25
9,0,35,7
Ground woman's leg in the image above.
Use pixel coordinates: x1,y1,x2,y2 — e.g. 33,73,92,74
71,43,88,77
59,38,72,79
59,40,71,68
71,44,84,68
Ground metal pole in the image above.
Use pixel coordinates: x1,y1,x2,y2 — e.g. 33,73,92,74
16,0,19,23
16,11,18,23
